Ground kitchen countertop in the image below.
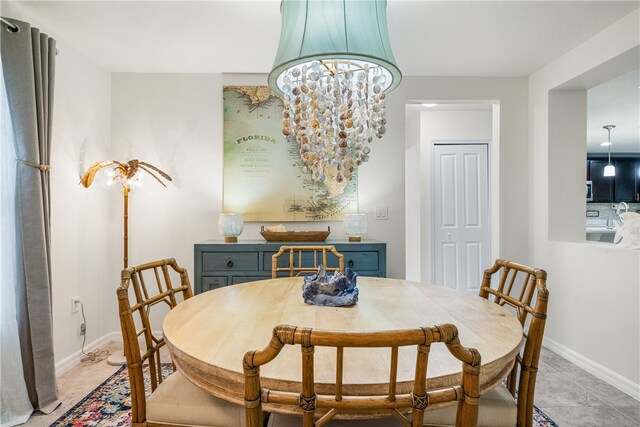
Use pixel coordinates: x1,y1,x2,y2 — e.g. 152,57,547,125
586,227,616,234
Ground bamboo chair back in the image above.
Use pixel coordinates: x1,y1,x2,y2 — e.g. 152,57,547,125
117,258,194,425
271,245,345,278
479,259,549,427
243,324,481,427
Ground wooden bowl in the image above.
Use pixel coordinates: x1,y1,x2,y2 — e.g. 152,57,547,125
260,226,330,242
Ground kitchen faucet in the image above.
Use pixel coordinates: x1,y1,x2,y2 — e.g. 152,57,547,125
616,202,629,217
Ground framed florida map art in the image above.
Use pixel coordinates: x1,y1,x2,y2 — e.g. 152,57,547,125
223,86,357,221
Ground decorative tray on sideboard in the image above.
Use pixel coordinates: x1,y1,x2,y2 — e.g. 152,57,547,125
259,226,330,242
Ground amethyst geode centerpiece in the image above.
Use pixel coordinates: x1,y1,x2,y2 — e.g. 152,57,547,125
302,266,359,307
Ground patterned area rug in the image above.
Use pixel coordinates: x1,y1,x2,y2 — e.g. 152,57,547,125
532,405,559,426
51,365,558,426
50,364,171,427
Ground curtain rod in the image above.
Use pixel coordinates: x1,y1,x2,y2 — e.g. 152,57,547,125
1,17,19,32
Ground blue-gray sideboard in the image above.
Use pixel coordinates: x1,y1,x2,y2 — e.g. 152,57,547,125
194,240,387,294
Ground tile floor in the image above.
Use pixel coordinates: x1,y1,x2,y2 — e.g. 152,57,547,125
24,342,639,427
536,349,639,426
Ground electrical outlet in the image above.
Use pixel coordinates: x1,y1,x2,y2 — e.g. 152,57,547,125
80,323,86,336
71,296,81,314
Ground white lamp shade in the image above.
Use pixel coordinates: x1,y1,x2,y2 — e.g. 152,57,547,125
218,213,244,242
344,213,367,241
603,164,616,177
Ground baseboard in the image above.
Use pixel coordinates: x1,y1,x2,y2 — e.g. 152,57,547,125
544,337,640,400
55,332,121,376
55,330,164,376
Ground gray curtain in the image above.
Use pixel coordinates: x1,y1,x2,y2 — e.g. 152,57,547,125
0,17,59,413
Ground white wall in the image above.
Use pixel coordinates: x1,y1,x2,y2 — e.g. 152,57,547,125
406,109,493,284
529,9,640,395
3,2,119,366
110,73,222,278
404,106,422,281
548,90,588,242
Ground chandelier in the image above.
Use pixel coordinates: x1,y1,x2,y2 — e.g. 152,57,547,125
269,0,401,185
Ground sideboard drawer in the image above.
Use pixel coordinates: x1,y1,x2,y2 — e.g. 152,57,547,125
202,252,259,271
202,276,228,291
342,251,379,271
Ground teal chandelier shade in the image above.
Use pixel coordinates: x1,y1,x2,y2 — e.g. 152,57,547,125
268,0,402,187
268,0,402,95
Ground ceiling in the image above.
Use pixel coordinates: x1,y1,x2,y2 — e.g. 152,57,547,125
587,69,640,154
6,1,639,77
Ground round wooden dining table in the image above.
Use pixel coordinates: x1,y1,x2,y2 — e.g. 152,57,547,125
163,277,523,414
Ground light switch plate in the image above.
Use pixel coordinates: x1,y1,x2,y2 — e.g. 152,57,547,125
374,207,388,220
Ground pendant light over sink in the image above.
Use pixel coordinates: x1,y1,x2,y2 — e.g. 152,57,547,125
268,0,402,185
603,125,616,177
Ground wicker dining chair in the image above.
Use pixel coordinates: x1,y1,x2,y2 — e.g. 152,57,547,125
271,245,345,278
423,259,549,427
243,323,481,427
118,258,244,427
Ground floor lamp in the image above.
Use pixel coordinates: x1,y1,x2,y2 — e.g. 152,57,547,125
81,159,172,364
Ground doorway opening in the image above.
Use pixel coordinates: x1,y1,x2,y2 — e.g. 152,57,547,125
404,101,499,290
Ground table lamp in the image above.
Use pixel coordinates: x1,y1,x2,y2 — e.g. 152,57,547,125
218,213,244,242
343,213,367,242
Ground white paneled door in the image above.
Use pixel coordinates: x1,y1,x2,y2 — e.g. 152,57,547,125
433,143,490,293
